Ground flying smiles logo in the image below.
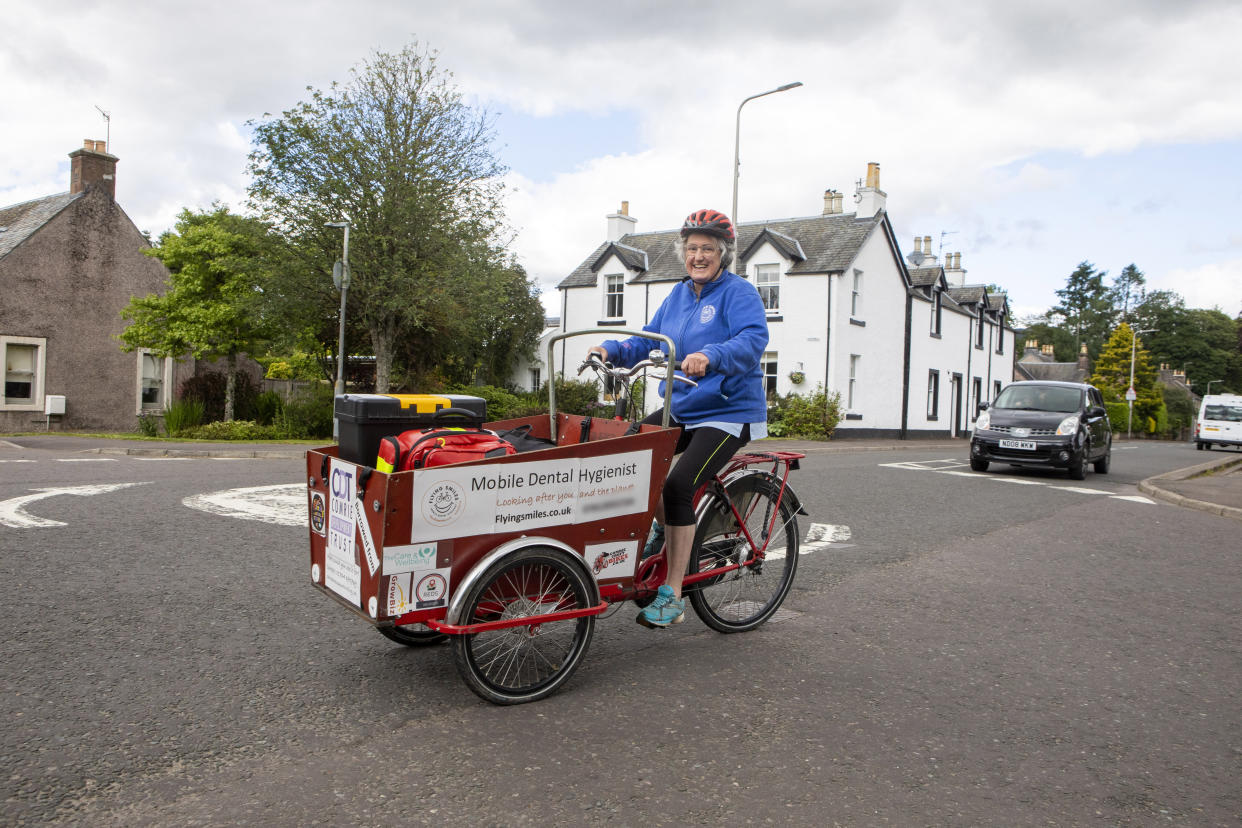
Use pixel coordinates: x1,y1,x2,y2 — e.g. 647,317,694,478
700,304,716,324
422,480,465,527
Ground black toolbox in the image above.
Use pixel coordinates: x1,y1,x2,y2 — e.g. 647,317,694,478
334,393,488,466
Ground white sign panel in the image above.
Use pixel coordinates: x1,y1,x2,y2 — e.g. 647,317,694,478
325,458,361,604
584,540,639,581
383,542,438,575
409,450,652,542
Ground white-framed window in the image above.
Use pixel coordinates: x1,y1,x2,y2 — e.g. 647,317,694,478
972,377,983,416
848,354,860,409
931,291,942,335
761,351,778,397
975,311,985,348
2,335,46,411
604,273,624,318
851,270,863,317
529,367,541,393
993,380,1002,401
995,315,1005,353
137,350,171,411
927,370,939,419
754,264,780,313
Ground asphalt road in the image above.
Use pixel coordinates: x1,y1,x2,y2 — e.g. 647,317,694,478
1,438,1238,826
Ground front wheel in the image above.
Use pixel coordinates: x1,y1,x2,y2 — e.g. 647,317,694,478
451,547,596,705
1093,448,1111,474
1068,445,1089,481
687,475,799,633
970,457,989,472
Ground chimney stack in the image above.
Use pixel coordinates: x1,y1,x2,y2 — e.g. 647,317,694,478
854,161,887,218
605,201,637,242
823,189,834,215
913,236,923,254
69,139,118,200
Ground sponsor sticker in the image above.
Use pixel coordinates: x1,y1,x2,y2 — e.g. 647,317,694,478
386,567,451,616
309,490,327,536
383,542,438,575
325,458,361,604
352,495,380,576
585,540,638,581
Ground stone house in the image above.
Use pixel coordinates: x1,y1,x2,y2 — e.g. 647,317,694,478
0,140,194,431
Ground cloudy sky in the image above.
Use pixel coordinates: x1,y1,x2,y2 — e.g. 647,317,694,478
3,0,1240,321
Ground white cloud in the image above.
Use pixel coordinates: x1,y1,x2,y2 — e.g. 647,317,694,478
1158,259,1242,317
3,0,1242,319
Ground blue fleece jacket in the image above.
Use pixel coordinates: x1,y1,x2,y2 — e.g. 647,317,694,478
602,270,769,424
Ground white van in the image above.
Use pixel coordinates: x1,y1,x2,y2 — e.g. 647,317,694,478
1195,393,1242,450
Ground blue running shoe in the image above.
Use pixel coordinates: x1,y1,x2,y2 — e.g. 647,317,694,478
637,584,685,628
641,522,665,559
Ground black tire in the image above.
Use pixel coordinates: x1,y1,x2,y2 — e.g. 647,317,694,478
1196,442,1204,451
1068,446,1089,480
377,624,448,647
687,475,798,633
970,458,989,472
451,547,595,705
1093,448,1111,474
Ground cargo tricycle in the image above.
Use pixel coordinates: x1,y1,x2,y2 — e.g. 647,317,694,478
306,330,807,704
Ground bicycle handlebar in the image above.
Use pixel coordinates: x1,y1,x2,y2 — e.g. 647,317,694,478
578,355,698,387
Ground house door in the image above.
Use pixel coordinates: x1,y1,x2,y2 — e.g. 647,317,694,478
950,374,963,437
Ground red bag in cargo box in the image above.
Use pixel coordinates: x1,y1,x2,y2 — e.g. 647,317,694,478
376,427,515,473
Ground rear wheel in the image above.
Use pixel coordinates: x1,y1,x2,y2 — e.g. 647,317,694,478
377,624,447,647
970,457,989,472
687,475,798,633
452,547,595,705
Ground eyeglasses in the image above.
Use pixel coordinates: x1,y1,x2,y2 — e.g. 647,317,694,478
685,245,719,255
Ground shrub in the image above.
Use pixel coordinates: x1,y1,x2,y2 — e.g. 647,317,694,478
275,383,335,439
540,378,601,417
253,390,284,425
179,420,279,440
451,384,525,421
178,370,260,422
136,413,161,437
768,385,841,440
163,398,205,436
1103,401,1129,434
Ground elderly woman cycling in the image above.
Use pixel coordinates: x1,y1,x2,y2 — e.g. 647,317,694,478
589,208,769,628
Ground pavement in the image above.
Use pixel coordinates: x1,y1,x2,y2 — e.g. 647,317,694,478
5,433,1242,522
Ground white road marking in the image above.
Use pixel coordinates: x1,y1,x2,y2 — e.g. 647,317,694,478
0,459,37,464
883,459,1154,504
765,522,853,561
56,458,117,463
1111,495,1156,504
183,483,307,527
0,483,150,528
1048,486,1110,495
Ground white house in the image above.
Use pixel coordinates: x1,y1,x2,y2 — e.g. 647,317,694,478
548,163,1016,438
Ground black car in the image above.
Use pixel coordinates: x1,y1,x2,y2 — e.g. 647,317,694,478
969,381,1112,480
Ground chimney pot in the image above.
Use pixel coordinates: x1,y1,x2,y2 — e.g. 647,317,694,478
620,200,629,216
913,236,923,254
865,162,880,189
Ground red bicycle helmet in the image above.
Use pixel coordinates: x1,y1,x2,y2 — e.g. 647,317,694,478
680,208,735,241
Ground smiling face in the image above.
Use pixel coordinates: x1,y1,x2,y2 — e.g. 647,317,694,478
682,232,723,287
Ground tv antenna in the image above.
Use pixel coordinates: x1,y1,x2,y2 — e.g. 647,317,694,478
938,230,958,256
95,105,111,150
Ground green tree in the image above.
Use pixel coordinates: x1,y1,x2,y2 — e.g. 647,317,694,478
1016,315,1079,362
1109,263,1146,321
1089,322,1161,428
1050,261,1113,359
247,41,527,393
1132,291,1242,394
119,206,278,420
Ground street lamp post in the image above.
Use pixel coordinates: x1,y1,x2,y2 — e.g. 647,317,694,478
1205,380,1221,395
732,81,803,226
1127,327,1156,439
325,221,351,439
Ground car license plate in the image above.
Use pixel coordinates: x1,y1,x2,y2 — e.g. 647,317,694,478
999,439,1037,450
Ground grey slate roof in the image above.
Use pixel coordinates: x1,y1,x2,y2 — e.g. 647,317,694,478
909,266,942,287
559,212,882,289
947,285,986,306
1015,362,1088,382
0,192,82,260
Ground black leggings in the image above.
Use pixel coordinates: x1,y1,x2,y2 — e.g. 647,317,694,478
642,410,750,525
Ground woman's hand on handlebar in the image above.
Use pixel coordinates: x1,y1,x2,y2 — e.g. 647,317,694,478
586,346,608,363
681,352,709,378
